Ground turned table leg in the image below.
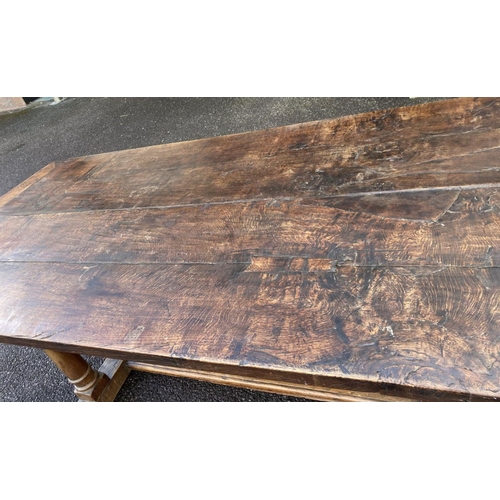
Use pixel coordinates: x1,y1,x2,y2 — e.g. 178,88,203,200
43,350,130,402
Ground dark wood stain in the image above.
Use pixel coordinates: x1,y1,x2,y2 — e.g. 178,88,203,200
1,97,500,401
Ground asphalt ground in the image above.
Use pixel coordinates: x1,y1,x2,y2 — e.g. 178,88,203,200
0,97,447,401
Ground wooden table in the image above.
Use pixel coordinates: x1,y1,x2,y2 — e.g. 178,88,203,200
1,97,499,402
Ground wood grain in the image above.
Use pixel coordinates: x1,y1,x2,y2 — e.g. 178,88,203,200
125,361,413,402
0,188,498,268
1,98,500,216
1,262,499,399
1,97,499,400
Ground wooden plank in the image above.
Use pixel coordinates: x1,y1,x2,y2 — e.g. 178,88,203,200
1,98,500,215
0,188,498,268
0,262,499,399
0,162,56,210
126,361,412,402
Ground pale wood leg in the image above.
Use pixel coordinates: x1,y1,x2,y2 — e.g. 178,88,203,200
43,350,130,402
96,358,131,402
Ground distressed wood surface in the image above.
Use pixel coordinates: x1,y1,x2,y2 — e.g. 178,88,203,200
1,97,500,400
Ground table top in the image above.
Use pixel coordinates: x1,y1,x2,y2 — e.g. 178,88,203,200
1,97,499,401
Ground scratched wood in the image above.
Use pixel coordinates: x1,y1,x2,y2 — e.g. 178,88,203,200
0,97,499,401
1,97,500,216
0,189,498,267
